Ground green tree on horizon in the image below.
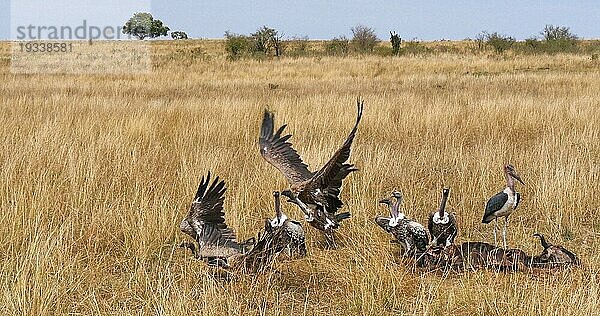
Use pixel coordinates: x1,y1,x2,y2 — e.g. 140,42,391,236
122,12,170,40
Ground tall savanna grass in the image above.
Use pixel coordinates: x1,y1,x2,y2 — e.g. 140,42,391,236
0,40,599,315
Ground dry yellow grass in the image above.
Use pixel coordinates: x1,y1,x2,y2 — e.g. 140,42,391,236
1,40,599,315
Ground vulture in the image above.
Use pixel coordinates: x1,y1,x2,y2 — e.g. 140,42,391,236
268,191,307,258
259,99,364,246
180,172,285,271
428,188,458,247
375,191,429,257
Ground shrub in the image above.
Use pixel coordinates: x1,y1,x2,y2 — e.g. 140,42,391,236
224,27,285,59
171,31,188,40
542,25,577,42
514,37,542,54
272,32,285,57
251,26,276,55
351,25,379,53
540,25,578,54
484,32,515,53
325,36,350,56
374,45,393,57
475,32,486,51
402,40,431,56
286,36,311,57
224,31,251,60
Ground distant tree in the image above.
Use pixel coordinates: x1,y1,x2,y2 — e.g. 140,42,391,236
272,32,285,57
122,12,170,40
484,32,515,53
540,25,578,53
250,26,283,56
351,24,379,53
171,31,188,40
390,31,402,55
541,25,578,42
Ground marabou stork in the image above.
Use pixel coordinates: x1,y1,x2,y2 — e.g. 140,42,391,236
428,188,458,247
482,164,525,249
260,99,364,247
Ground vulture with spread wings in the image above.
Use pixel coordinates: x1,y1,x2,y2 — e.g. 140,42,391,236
259,99,364,246
180,172,284,271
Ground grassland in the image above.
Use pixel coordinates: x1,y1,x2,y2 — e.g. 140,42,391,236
1,40,599,315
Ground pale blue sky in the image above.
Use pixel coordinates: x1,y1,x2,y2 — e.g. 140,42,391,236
1,1,599,40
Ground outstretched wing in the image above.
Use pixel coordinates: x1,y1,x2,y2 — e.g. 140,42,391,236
259,110,313,184
180,172,240,257
307,99,364,212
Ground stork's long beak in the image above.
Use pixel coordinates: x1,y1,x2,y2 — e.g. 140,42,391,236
512,173,525,185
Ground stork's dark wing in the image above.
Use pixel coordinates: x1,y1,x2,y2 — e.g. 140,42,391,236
482,192,508,223
259,110,313,184
307,99,364,212
515,192,521,209
180,172,239,256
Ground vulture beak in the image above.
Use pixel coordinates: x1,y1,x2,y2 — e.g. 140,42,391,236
379,198,391,205
281,189,295,203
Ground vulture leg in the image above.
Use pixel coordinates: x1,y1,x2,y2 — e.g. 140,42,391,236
180,242,199,259
324,232,337,249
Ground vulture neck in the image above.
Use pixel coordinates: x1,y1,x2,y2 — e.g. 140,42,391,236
274,195,282,221
438,193,448,217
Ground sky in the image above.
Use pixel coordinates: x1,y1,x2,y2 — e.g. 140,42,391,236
1,0,599,40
